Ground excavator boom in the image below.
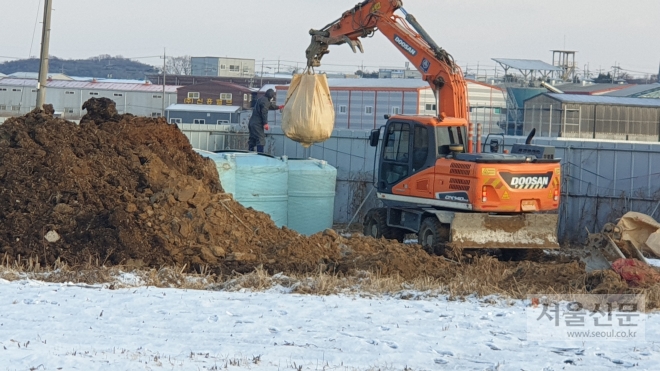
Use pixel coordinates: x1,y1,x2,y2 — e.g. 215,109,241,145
306,0,468,121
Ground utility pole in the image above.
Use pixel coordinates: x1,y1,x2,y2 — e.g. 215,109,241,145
161,48,167,117
611,63,620,83
36,0,53,111
260,58,264,87
277,57,280,74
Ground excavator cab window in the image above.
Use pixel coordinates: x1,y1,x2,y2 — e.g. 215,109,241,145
381,122,411,185
412,125,429,171
436,126,466,156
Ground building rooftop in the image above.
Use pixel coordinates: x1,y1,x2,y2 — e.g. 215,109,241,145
604,83,660,98
492,58,562,72
7,72,73,80
179,80,252,93
0,78,179,93
553,82,630,95
69,76,151,84
542,93,660,108
165,104,241,113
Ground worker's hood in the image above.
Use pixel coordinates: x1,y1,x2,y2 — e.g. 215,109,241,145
265,89,276,100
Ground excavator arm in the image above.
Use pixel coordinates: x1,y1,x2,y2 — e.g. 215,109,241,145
305,0,468,121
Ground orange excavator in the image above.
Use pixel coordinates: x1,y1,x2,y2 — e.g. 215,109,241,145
306,0,561,257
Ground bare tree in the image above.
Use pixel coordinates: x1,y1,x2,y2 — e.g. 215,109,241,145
165,56,192,75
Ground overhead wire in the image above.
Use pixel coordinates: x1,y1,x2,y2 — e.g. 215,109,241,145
18,0,43,108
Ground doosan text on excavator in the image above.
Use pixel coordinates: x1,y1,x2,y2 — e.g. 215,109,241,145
306,0,562,259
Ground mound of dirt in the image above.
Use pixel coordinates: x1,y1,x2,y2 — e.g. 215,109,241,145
0,100,449,278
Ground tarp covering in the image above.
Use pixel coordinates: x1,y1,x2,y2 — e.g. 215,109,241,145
281,73,335,148
617,212,660,258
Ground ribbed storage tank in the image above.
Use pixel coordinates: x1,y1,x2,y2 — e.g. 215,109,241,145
198,151,289,227
287,158,337,235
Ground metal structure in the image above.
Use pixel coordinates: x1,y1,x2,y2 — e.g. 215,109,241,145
492,58,562,82
551,50,577,81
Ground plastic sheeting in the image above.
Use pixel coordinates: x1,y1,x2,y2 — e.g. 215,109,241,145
287,159,337,236
281,73,335,148
617,212,660,258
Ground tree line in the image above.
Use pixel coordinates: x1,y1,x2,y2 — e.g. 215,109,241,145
0,55,195,80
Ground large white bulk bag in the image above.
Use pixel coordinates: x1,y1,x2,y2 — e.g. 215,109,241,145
281,73,335,148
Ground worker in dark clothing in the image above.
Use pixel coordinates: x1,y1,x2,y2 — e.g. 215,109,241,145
248,89,283,152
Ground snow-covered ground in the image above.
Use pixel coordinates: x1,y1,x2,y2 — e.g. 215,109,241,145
1,278,658,370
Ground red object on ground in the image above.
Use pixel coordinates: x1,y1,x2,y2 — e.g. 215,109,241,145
611,258,660,287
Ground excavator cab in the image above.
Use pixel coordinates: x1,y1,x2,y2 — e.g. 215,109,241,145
373,118,467,194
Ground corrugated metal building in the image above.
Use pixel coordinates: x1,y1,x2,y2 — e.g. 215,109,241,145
523,93,660,141
270,78,506,131
0,78,178,119
176,81,253,109
165,104,248,125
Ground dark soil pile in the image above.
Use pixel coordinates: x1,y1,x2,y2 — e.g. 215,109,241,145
0,99,445,278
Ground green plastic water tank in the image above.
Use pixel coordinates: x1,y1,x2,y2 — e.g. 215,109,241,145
286,158,337,235
198,151,288,227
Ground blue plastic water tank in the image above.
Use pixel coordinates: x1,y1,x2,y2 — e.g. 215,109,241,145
286,158,337,235
198,151,289,227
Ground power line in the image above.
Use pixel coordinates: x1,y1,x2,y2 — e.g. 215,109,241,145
28,0,42,59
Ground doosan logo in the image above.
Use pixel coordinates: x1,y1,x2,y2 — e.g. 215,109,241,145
511,176,549,187
394,35,417,56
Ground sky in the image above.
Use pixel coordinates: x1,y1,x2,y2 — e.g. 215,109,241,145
2,0,659,78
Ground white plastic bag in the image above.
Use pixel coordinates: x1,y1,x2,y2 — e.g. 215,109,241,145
281,73,335,148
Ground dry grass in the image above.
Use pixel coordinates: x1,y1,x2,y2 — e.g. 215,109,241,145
2,255,659,310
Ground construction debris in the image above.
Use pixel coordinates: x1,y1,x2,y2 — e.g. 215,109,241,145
617,211,660,258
